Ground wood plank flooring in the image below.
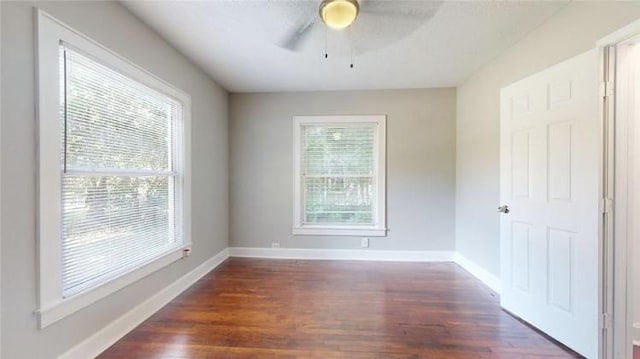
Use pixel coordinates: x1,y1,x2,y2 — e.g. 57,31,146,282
98,258,582,358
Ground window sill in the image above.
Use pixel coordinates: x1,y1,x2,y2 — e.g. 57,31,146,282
292,227,387,237
36,244,190,329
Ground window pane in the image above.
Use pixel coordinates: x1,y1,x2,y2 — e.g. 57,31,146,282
303,126,374,176
61,175,177,295
301,124,377,226
63,48,179,171
304,176,374,224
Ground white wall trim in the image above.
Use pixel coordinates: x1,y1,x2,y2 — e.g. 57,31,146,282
292,115,387,236
228,247,500,294
36,9,194,328
597,18,640,47
58,248,229,359
0,1,3,355
228,247,455,262
454,252,501,293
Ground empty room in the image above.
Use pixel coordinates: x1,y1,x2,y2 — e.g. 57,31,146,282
3,0,640,358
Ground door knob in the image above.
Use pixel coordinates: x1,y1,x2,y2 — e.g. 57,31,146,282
498,205,510,214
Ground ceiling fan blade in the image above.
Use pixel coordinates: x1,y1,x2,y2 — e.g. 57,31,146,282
359,0,443,20
280,19,317,51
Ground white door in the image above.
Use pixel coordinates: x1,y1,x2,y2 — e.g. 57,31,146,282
500,49,599,358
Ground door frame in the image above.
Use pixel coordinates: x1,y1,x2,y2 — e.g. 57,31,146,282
0,3,3,358
597,19,640,359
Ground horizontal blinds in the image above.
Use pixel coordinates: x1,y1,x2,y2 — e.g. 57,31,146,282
63,48,177,171
302,125,376,225
60,46,182,296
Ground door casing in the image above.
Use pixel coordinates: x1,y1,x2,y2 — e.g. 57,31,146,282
597,19,640,359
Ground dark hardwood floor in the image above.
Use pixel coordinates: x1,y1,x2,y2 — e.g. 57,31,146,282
98,258,582,358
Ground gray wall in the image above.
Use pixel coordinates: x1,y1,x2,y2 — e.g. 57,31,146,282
1,2,228,358
455,2,640,276
229,89,456,251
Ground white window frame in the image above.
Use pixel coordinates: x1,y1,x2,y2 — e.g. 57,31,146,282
36,10,191,328
292,115,387,237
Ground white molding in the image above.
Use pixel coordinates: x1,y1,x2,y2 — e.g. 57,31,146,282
229,247,455,262
292,115,387,236
454,252,501,294
36,9,193,328
228,248,500,294
597,18,640,47
0,3,3,357
292,227,387,237
58,248,229,359
38,247,188,328
602,23,640,358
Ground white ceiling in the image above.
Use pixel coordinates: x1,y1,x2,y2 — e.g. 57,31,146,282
122,0,569,93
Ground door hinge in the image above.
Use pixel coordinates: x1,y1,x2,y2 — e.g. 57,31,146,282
601,81,613,98
600,198,613,214
602,312,612,329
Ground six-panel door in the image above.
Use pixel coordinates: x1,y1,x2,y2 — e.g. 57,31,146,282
499,49,599,358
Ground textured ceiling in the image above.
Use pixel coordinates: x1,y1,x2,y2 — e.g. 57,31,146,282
122,0,569,92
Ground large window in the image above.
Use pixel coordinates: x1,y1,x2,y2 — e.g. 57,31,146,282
293,115,386,236
37,11,191,328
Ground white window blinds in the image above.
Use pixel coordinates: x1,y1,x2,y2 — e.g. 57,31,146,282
59,45,184,296
302,124,376,225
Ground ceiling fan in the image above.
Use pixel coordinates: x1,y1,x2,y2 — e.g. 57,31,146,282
280,0,443,54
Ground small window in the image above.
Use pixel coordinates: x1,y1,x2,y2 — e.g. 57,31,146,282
37,11,191,327
293,115,387,236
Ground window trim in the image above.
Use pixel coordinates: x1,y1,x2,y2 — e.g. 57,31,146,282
36,10,191,328
292,115,387,237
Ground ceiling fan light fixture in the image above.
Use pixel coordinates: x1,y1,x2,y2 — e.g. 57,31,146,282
319,0,359,30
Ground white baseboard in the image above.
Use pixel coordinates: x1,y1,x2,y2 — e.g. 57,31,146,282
58,248,229,359
633,323,640,346
228,247,500,294
454,252,501,294
228,247,455,262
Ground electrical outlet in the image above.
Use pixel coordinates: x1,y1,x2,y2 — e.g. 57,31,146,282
271,242,281,248
361,237,369,248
